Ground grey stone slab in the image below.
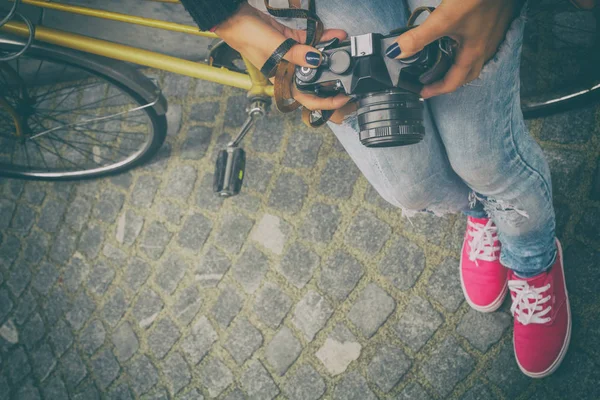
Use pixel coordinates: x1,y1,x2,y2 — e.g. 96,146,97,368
78,223,104,260
196,246,231,288
485,344,531,398
49,319,74,357
253,282,292,329
10,204,36,235
0,288,13,322
163,352,191,396
231,192,261,213
7,263,31,298
348,283,395,338
15,379,40,400
0,199,15,230
319,250,363,302
64,195,92,232
268,173,308,214
195,173,224,212
61,348,88,389
576,207,600,241
87,260,115,295
73,385,101,400
178,213,212,251
245,157,274,192
319,157,360,199
92,189,125,223
250,214,290,255
421,337,475,397
1,178,24,200
461,383,496,400
403,213,452,246
179,389,205,400
456,309,511,352
333,371,377,400
7,347,31,384
38,199,67,233
181,316,217,365
283,364,326,400
132,288,164,329
224,94,247,128
232,245,269,294
155,252,189,295
131,176,161,208
142,388,169,400
124,257,151,292
103,243,127,267
240,360,279,400
92,349,121,390
79,320,106,356
221,388,244,400
395,382,431,400
140,221,172,260
265,326,302,376
211,285,243,328
224,317,263,365
540,106,596,144
128,355,159,396
112,321,139,362
380,236,426,290
181,126,212,160
199,357,234,398
345,210,391,256
427,258,464,312
164,74,192,98
31,261,59,295
292,290,334,341
143,143,171,174
544,148,586,195
102,288,129,328
31,342,57,382
172,285,202,326
215,213,254,254
365,184,396,210
115,210,144,246
163,165,197,200
0,234,20,269
42,287,70,327
62,256,90,293
148,317,181,359
23,183,46,205
315,323,361,376
21,312,45,349
190,101,220,122
279,242,320,289
283,128,323,168
251,114,286,154
194,79,224,97
367,345,412,393
110,172,133,189
23,230,49,266
65,291,96,331
13,289,35,325
155,200,185,225
49,227,78,264
106,384,134,400
394,295,443,352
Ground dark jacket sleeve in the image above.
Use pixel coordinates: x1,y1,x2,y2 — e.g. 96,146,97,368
179,0,245,31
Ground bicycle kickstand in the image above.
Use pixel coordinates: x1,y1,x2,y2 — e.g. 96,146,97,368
213,97,271,198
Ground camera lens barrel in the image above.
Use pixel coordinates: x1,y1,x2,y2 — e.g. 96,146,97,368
357,89,424,147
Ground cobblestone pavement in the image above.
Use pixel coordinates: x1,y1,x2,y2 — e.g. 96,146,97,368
0,71,599,400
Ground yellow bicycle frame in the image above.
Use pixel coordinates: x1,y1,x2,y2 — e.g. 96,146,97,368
0,0,274,97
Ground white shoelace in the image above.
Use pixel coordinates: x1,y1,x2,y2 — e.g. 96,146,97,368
467,219,500,265
508,280,552,325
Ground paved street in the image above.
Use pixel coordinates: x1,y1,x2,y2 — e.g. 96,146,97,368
0,69,599,400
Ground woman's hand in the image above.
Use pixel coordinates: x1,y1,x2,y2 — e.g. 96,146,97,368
215,3,351,118
385,0,521,99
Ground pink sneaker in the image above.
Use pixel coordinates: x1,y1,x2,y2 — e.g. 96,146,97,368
508,239,571,378
460,217,508,312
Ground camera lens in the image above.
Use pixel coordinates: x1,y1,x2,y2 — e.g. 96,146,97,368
357,89,424,147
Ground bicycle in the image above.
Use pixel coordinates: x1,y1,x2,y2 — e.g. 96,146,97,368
0,0,598,190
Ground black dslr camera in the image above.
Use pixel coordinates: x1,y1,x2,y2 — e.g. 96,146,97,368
295,29,454,147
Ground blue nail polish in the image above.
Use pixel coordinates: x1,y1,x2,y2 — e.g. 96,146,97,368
386,43,401,59
306,52,321,66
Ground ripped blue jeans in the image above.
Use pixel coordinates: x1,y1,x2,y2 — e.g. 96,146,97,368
252,0,557,277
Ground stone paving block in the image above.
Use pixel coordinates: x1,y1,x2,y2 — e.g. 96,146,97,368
268,173,308,214
194,79,224,96
196,246,231,288
38,199,67,233
73,384,101,400
540,107,596,144
292,290,334,341
102,288,129,328
221,388,244,400
250,214,290,255
132,288,164,329
345,210,392,256
0,199,15,230
142,388,169,400
395,382,431,400
110,171,133,189
427,257,464,312
211,285,243,328
49,227,78,264
195,173,224,212
163,352,191,396
13,289,35,325
461,383,496,400
14,379,40,400
199,357,234,397
215,213,254,254
0,288,13,322
240,360,279,400
251,115,286,154
31,342,57,381
172,285,202,326
131,176,161,208
80,320,106,356
115,210,144,246
544,148,586,195
403,213,452,246
576,206,600,240
106,384,134,400
66,291,96,331
253,282,292,329
319,250,364,302
143,143,171,174
283,128,323,168
232,245,268,294
62,256,89,293
367,345,412,393
224,95,247,128
333,371,377,400
148,317,181,359
0,233,20,269
348,283,395,338
61,348,88,388
181,126,212,160
164,74,192,98
245,157,274,192
78,223,104,259
393,295,443,352
23,183,46,205
178,213,212,251
279,242,320,289
64,195,92,232
163,165,197,200
224,317,263,365
457,309,511,352
181,316,218,365
485,344,530,398
364,184,396,211
155,252,188,295
103,242,127,265
283,364,326,400
10,203,36,235
112,321,139,362
190,102,220,122
319,158,360,199
42,287,70,327
124,257,151,292
87,260,115,296
92,349,121,390
93,189,125,223
49,319,74,357
421,337,475,397
265,326,302,376
547,350,600,399
7,346,31,384
140,221,172,260
1,178,24,199
7,260,32,297
21,312,45,349
316,323,361,376
23,230,49,265
379,236,426,290
179,388,205,400
31,261,59,295
42,373,67,399
0,375,9,400
128,355,159,396
155,200,185,225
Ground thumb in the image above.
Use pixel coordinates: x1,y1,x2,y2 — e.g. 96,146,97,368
387,10,450,59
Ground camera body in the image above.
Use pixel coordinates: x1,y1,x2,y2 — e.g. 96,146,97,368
295,28,454,147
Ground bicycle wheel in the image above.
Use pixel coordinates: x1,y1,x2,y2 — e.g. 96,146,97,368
0,36,167,180
521,0,599,118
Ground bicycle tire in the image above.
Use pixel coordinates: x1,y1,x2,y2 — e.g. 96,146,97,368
0,36,168,181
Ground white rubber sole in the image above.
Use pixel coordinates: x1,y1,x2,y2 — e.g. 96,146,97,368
514,239,572,379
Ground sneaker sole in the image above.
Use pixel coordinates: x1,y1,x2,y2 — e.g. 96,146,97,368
459,239,508,313
514,239,572,379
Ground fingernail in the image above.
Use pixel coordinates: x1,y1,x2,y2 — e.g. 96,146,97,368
385,43,401,59
306,52,321,66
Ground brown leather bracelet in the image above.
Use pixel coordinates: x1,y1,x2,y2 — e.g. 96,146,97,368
260,38,297,78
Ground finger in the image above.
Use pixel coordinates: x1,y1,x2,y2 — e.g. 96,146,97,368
421,63,472,99
282,29,348,68
386,9,452,59
329,102,358,124
293,90,351,110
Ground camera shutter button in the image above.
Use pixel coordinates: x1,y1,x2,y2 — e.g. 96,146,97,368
328,50,351,74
